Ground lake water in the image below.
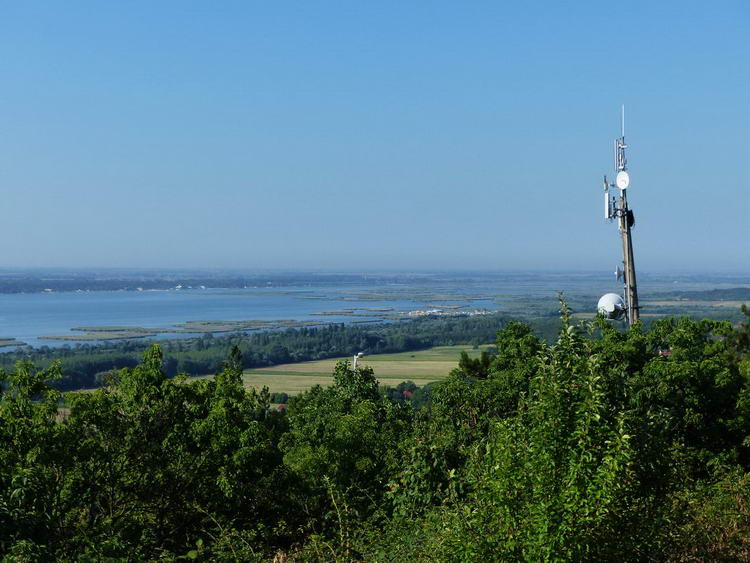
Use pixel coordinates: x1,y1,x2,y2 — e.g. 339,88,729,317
0,271,745,348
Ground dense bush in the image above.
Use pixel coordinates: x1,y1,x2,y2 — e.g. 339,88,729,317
2,305,750,560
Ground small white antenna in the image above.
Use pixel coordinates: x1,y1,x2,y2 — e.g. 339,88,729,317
621,104,625,138
603,175,612,219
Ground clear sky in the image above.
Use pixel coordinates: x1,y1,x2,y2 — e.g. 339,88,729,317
1,1,748,272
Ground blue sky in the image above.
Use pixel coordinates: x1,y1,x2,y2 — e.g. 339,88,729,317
1,1,748,272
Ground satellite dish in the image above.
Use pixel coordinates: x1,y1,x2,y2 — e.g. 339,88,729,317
616,170,630,189
597,293,626,320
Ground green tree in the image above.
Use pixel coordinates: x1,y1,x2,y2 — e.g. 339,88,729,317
439,313,635,561
56,345,289,559
0,362,65,556
280,360,409,550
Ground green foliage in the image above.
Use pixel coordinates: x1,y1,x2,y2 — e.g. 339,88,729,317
4,307,750,560
1,345,293,560
365,309,750,561
280,361,409,550
270,391,290,404
445,315,636,560
732,303,750,355
667,467,750,560
456,350,493,379
0,362,63,557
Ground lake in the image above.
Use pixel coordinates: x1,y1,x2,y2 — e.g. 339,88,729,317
0,271,745,348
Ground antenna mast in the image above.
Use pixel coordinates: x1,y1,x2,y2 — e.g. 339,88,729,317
601,106,640,326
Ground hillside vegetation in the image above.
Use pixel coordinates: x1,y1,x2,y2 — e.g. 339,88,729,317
2,304,750,560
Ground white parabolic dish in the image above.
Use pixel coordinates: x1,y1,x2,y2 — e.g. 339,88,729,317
597,293,625,319
616,170,630,189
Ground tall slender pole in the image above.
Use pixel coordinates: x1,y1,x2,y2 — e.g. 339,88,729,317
618,190,639,324
604,106,640,326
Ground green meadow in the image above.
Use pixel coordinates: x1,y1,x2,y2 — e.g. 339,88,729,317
240,344,491,396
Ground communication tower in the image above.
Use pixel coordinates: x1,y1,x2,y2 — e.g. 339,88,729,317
599,106,640,326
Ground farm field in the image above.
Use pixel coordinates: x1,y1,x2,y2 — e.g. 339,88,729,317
241,344,492,396
642,299,748,308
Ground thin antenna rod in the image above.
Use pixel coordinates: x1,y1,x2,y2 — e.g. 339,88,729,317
621,105,625,137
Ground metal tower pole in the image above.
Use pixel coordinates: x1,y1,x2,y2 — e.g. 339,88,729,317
618,190,639,324
600,106,640,326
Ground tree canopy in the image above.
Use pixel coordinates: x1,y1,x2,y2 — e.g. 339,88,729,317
2,307,750,560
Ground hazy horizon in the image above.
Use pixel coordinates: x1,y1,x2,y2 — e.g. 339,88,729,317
2,2,747,272
0,266,747,279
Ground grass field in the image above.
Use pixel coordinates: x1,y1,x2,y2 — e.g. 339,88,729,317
642,300,748,308
67,345,490,403
241,345,491,396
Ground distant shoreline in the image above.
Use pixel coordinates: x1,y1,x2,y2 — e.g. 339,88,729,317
0,272,746,350
0,270,746,295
